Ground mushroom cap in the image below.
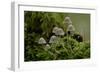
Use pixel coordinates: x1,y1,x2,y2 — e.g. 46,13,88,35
45,44,51,48
52,27,59,33
67,24,75,32
67,24,75,36
63,16,72,24
56,28,65,36
52,27,65,36
49,35,58,43
38,37,46,44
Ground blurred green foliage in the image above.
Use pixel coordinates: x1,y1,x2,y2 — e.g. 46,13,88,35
24,11,90,61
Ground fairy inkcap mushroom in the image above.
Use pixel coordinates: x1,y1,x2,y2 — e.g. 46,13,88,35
38,37,46,44
52,27,59,34
52,27,65,36
67,24,75,36
49,35,58,43
63,16,72,25
45,44,51,48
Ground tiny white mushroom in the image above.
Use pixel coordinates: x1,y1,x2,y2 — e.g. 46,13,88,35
52,27,59,34
44,44,51,51
52,27,65,36
67,24,75,35
63,16,72,25
49,35,57,43
38,37,46,44
67,24,75,32
45,44,50,48
56,28,65,36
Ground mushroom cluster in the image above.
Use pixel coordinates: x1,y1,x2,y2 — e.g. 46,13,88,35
38,26,65,45
38,16,76,47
